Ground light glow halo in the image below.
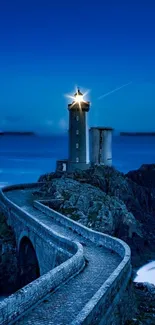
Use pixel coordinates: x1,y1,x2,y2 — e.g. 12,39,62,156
65,87,90,109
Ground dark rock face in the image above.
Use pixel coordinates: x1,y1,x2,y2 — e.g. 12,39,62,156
36,177,141,238
37,165,155,325
128,282,155,325
0,211,18,294
37,165,155,268
126,164,155,189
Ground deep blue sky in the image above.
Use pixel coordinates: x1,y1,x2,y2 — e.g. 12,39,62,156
0,0,155,132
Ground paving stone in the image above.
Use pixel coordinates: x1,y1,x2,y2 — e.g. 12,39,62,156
6,189,121,325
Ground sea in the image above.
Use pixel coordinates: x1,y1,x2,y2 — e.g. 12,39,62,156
1,134,155,187
0,134,155,288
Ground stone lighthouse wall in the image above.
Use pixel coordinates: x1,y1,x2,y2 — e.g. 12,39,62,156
68,107,90,172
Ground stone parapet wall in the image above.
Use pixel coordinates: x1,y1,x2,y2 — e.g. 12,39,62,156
0,184,131,325
2,182,44,192
35,199,130,258
0,184,85,325
0,184,77,257
35,200,131,325
0,241,84,325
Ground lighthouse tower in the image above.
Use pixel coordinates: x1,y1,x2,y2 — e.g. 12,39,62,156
68,88,90,172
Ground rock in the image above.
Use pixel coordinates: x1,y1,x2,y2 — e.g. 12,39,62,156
36,165,155,325
131,282,155,325
0,211,18,294
53,191,63,199
37,165,155,268
126,164,155,189
36,172,142,253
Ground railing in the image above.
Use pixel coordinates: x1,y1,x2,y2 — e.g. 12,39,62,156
0,183,131,325
35,200,131,325
0,184,85,325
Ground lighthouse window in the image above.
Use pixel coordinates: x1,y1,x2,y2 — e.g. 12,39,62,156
76,143,79,149
76,130,79,135
62,163,66,171
76,157,79,163
76,116,79,121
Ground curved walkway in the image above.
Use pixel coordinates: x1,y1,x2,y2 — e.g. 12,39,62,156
4,187,127,325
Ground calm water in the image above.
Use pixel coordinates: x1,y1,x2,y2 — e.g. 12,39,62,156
0,134,155,187
0,134,155,287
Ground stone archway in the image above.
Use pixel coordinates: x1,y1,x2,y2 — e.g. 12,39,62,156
18,236,40,288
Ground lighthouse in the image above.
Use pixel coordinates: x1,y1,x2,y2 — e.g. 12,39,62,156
68,88,90,172
56,87,113,173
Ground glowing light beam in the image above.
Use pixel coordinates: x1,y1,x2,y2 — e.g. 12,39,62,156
65,87,90,110
98,81,132,100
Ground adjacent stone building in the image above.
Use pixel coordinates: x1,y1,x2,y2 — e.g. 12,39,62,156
89,127,113,166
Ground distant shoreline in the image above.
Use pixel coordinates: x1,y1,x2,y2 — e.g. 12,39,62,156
120,132,155,136
0,132,35,136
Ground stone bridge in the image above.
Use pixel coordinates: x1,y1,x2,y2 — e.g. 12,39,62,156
0,183,131,325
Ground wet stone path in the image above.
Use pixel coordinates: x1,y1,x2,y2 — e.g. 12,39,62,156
6,189,122,325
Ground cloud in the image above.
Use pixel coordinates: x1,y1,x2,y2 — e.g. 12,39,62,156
44,119,54,126
58,118,68,130
0,116,22,126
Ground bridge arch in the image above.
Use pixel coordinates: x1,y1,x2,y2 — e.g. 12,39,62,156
18,236,40,288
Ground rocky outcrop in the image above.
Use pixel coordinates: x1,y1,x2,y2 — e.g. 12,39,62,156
37,165,155,268
0,211,18,294
36,177,141,238
128,282,155,325
37,165,155,325
126,164,155,189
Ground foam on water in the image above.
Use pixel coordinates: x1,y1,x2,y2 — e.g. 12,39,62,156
134,261,155,285
0,182,9,188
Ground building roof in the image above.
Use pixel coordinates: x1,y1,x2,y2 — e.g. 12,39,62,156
74,88,83,97
90,126,114,131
